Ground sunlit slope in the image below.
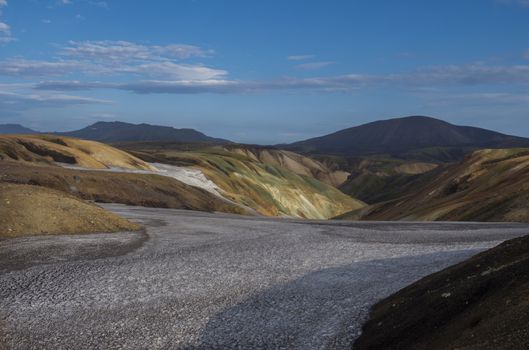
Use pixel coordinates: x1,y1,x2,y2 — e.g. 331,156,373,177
224,146,350,187
0,134,156,170
126,146,364,219
0,183,139,237
340,148,529,222
0,135,363,219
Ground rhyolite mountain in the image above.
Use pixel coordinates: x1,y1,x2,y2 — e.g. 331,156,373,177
285,116,529,160
58,121,231,143
0,124,38,135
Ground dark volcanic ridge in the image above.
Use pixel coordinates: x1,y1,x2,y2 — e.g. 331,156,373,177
283,116,529,158
58,121,231,143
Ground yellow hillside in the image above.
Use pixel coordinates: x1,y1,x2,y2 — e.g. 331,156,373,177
0,183,139,237
0,134,156,170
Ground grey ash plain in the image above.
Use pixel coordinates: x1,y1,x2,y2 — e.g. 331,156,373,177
1,204,528,350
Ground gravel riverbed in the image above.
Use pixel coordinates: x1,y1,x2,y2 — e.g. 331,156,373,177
1,204,527,349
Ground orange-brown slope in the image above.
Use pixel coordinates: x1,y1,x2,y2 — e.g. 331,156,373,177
344,148,529,222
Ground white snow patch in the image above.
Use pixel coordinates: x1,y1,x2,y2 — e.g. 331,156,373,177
150,163,222,196
57,162,223,196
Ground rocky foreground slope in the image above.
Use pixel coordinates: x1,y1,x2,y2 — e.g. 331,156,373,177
354,234,529,350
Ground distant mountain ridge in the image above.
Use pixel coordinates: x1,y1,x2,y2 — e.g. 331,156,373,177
284,116,529,159
59,121,230,143
0,121,229,143
0,124,38,135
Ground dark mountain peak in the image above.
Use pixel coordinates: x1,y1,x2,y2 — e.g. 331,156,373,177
355,115,451,129
389,115,442,121
0,124,38,135
286,115,529,159
89,121,134,127
375,115,442,123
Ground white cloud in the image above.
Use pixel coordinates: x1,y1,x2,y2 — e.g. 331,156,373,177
0,21,13,43
6,39,529,97
295,61,335,71
155,44,214,59
433,92,529,104
61,40,212,61
61,40,153,61
0,59,88,76
90,112,115,119
117,79,239,94
57,1,109,8
0,21,9,33
89,1,108,8
287,55,314,61
0,88,111,113
404,63,529,85
0,40,224,80
524,49,529,59
42,19,52,24
497,0,529,6
0,1,13,44
35,80,115,90
32,63,529,95
128,62,226,80
0,57,226,80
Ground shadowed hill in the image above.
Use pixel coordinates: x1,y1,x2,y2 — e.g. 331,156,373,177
328,155,440,204
0,124,38,135
285,116,529,161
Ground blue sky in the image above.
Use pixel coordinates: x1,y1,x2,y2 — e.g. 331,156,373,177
1,0,529,143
